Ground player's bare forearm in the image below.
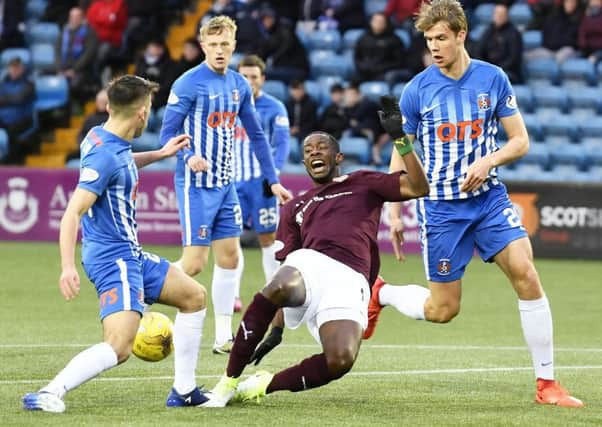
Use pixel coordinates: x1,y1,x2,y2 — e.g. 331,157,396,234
134,134,191,168
59,209,80,270
492,114,530,167
398,149,429,200
133,151,163,168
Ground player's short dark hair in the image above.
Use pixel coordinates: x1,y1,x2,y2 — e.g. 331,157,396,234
238,55,266,74
106,75,159,111
416,0,468,34
303,131,340,153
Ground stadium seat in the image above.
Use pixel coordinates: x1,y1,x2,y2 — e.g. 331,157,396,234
340,136,371,164
295,27,310,50
392,82,406,99
65,158,80,169
27,22,60,45
568,87,602,113
550,164,590,182
26,0,47,20
132,132,160,152
560,58,597,86
598,62,602,84
262,80,287,102
522,30,542,50
364,0,388,18
521,113,543,141
520,142,550,169
587,165,602,183
394,29,410,48
525,58,560,84
512,85,534,113
570,107,597,120
469,24,487,43
310,51,353,79
304,80,323,106
577,116,602,138
532,86,569,112
583,139,602,166
512,163,547,181
34,75,69,111
540,115,578,141
547,139,586,168
288,137,301,163
0,48,32,68
473,3,495,26
343,29,364,50
308,30,341,51
359,80,390,102
228,52,243,70
509,3,532,28
0,129,8,160
318,75,345,93
31,43,56,73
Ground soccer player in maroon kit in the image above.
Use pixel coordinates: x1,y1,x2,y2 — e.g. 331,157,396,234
201,98,430,407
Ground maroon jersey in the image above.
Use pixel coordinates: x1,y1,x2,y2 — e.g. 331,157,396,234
276,170,405,285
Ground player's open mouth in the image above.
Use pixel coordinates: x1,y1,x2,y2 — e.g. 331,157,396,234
310,159,326,173
433,55,443,63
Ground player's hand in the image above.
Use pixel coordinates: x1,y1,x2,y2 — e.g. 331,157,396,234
389,217,406,262
270,183,292,204
161,134,191,158
187,155,210,173
59,266,80,301
378,95,405,140
460,156,494,193
249,326,283,366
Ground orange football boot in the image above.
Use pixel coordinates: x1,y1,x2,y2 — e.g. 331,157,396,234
363,276,386,339
535,378,584,408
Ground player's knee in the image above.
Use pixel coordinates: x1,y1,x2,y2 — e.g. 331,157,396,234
325,348,356,379
181,284,207,312
182,260,204,277
106,340,133,364
427,303,460,323
262,267,304,306
513,262,542,299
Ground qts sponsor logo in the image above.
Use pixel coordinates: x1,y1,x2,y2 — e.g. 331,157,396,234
207,111,237,128
436,119,483,142
508,193,539,236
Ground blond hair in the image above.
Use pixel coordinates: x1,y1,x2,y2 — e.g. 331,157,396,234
415,0,468,34
199,15,237,41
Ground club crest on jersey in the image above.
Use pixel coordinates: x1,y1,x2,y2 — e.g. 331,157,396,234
437,259,451,276
477,93,491,111
198,225,208,240
232,89,240,103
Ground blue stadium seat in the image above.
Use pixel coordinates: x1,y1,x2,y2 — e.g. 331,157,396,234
521,142,550,168
540,114,578,141
550,164,590,182
522,30,542,50
547,139,586,168
521,113,543,141
496,167,522,182
394,29,410,48
598,62,602,84
588,165,602,183
27,22,60,45
31,43,56,72
364,0,388,18
532,86,569,112
288,137,301,163
570,107,597,120
295,28,310,50
525,58,560,84
469,24,487,42
0,48,31,68
512,85,534,113
228,52,243,70
262,80,287,102
0,129,8,160
512,163,547,181
560,58,597,86
308,30,341,51
34,75,69,111
65,158,80,169
583,139,602,166
343,29,364,50
359,80,390,102
318,75,345,92
340,136,371,164
577,116,602,138
568,87,602,113
282,161,307,175
26,0,47,20
473,3,495,26
509,3,532,28
304,80,323,106
392,82,406,99
310,51,353,79
132,132,160,152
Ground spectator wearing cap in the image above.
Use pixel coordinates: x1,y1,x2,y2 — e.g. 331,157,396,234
56,7,100,104
286,80,318,146
0,57,35,164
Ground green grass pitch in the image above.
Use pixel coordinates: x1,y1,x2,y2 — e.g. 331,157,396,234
1,241,601,426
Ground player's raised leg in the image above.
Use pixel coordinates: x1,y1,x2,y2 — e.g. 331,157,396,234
494,238,583,407
157,261,209,407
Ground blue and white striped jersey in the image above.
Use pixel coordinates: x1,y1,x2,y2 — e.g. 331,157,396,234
77,126,141,264
401,59,518,200
234,92,290,182
160,62,278,188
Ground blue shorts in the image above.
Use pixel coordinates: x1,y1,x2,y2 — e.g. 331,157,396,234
236,177,278,234
175,179,242,246
417,183,527,282
83,251,170,320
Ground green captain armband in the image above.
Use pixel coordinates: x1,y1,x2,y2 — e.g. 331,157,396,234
393,136,414,156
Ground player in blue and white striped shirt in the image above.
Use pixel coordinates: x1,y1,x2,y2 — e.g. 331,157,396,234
23,76,213,412
233,55,290,309
159,16,291,354
385,0,582,407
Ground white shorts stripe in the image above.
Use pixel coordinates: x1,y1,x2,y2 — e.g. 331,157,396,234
184,167,191,246
116,258,131,310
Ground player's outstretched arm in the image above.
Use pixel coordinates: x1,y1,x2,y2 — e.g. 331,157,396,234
59,188,97,301
133,134,192,169
461,113,528,192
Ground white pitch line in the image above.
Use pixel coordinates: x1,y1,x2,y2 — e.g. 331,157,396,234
3,365,602,385
2,343,602,352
